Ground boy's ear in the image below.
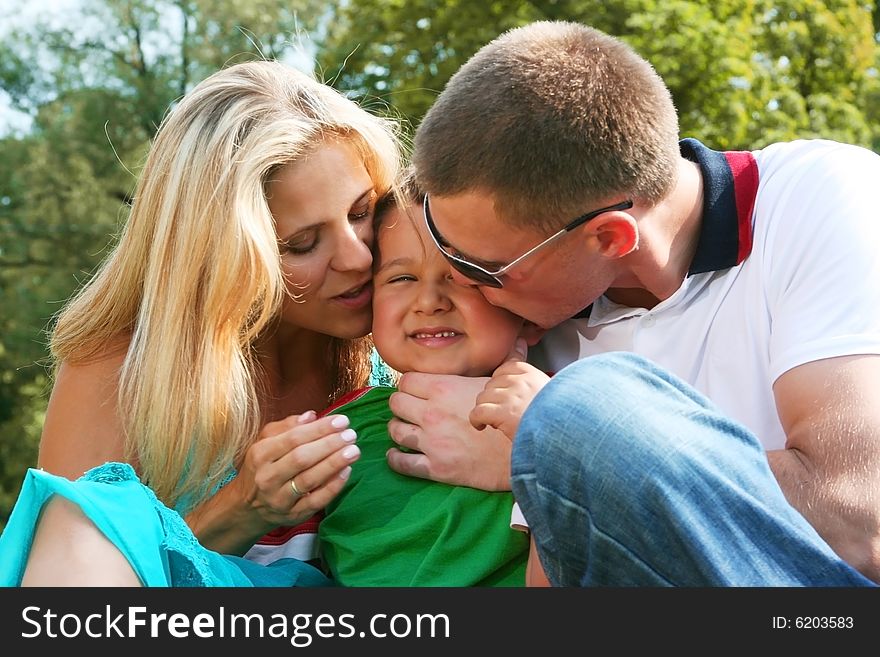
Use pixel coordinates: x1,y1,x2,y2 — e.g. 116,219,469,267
520,320,547,346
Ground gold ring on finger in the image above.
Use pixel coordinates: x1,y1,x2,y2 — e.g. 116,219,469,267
290,478,306,497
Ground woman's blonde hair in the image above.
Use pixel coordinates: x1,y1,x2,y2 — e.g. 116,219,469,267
50,60,402,507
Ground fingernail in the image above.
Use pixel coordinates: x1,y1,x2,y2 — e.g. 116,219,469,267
340,428,357,443
342,445,360,460
298,410,316,423
330,415,350,429
339,466,352,480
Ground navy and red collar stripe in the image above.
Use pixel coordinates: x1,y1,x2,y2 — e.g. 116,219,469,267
572,138,758,319
680,137,757,274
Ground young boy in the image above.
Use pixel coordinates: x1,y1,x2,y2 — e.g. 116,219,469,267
248,174,548,586
317,174,546,586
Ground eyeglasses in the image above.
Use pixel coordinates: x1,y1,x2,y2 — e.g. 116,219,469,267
423,194,634,288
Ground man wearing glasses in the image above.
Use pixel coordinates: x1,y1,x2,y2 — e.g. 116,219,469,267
385,21,880,586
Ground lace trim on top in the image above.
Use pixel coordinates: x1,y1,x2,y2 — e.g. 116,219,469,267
80,462,216,586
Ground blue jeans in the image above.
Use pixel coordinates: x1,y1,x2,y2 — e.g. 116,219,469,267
511,352,876,586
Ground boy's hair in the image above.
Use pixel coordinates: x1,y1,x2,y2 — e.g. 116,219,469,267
372,166,426,285
413,21,680,232
375,166,423,222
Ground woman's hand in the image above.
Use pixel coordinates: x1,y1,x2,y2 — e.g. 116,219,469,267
188,411,360,554
238,411,361,524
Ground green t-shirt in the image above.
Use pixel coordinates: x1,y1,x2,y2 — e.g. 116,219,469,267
319,386,528,587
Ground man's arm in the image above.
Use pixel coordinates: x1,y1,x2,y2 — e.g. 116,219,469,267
385,339,547,491
769,354,880,582
386,372,512,490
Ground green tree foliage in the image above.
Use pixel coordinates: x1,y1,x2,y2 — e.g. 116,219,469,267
319,0,879,149
316,0,552,133
1,0,878,529
750,0,877,147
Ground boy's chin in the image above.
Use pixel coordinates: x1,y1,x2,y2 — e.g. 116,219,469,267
389,359,492,378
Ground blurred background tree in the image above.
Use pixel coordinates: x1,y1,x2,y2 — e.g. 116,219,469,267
320,0,879,148
1,0,878,529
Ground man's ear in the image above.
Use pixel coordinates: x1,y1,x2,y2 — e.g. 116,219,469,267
520,320,547,346
591,212,639,259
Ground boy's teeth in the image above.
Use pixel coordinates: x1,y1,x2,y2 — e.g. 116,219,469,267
415,331,458,338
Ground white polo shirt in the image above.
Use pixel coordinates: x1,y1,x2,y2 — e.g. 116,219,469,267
529,138,880,451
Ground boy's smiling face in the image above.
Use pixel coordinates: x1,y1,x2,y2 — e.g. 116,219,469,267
371,203,524,376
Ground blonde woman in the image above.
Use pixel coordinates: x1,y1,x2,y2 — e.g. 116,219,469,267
0,60,402,586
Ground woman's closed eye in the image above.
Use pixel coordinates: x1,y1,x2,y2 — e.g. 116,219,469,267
349,206,373,222
280,230,318,255
349,192,376,223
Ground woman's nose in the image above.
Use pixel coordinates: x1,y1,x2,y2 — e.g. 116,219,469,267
332,223,373,272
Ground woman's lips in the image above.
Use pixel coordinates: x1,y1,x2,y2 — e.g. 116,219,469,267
333,282,372,309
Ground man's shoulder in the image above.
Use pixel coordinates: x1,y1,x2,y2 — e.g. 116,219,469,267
754,139,879,170
753,139,880,212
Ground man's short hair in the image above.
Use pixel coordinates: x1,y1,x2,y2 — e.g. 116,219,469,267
413,21,681,231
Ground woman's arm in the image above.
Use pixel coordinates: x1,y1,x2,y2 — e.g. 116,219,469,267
39,354,361,556
38,355,128,478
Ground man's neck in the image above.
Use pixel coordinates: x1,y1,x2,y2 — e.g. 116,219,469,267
605,157,704,309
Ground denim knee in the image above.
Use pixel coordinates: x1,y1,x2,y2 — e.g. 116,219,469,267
512,352,733,508
510,353,874,586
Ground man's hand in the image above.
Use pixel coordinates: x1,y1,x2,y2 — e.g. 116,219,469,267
386,372,512,491
470,338,550,439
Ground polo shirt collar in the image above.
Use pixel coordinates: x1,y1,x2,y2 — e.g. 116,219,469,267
572,138,758,319
680,137,758,274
